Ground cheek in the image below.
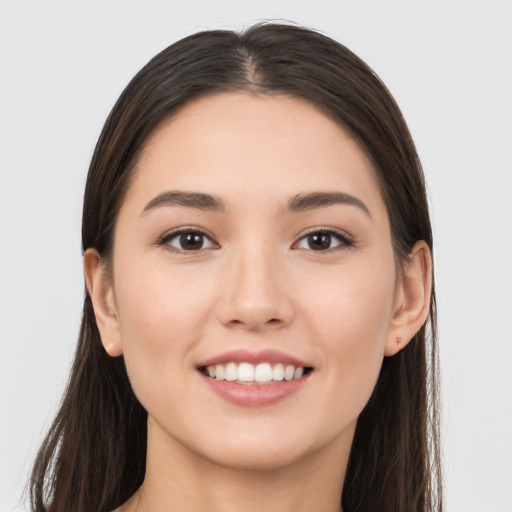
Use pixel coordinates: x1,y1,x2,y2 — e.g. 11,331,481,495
116,254,215,331
296,255,396,420
113,260,215,399
300,252,395,344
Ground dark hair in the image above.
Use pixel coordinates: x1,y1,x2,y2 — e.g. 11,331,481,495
29,22,442,512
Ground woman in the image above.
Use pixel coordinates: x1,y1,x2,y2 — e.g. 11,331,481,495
29,22,442,512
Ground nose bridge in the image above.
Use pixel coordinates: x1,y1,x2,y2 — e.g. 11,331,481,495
216,238,292,330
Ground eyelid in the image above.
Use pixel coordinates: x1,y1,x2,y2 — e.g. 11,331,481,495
157,226,219,253
292,226,355,251
156,225,355,254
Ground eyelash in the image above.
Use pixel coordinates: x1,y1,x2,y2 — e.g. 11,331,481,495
293,227,355,252
157,226,355,254
157,227,218,254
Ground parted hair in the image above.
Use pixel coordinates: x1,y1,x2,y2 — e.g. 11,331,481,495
29,22,442,512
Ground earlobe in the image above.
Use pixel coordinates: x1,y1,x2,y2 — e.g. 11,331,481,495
83,249,123,357
384,241,432,357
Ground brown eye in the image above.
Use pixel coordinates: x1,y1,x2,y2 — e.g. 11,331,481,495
307,233,332,250
295,229,353,252
180,233,204,250
162,230,216,252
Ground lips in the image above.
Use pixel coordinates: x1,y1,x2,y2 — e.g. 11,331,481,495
197,349,314,406
198,348,312,368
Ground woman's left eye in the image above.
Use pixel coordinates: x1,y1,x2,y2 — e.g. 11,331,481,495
159,230,217,252
294,229,354,252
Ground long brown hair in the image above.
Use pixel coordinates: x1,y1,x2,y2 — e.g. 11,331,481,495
29,22,442,512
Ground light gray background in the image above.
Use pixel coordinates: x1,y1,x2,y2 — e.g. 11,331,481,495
1,1,511,511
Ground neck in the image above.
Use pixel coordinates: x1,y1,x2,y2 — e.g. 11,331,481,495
122,418,353,512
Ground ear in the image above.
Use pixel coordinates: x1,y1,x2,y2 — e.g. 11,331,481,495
83,248,123,357
384,240,432,357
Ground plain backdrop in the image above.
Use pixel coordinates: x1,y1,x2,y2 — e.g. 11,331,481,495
1,1,511,511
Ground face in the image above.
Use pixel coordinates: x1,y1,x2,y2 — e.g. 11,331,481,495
95,93,406,470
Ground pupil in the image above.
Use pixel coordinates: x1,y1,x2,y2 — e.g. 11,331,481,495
181,233,203,250
309,233,331,250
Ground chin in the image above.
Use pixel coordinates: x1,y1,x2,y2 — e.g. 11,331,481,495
199,443,312,472
181,419,352,473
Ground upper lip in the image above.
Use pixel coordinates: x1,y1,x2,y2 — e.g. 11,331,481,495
197,349,313,369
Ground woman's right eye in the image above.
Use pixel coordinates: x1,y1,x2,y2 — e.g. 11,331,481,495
159,230,217,253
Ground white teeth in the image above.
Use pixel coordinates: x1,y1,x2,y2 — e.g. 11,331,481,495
215,364,224,380
254,363,273,383
225,362,237,381
205,362,308,383
284,364,295,381
272,363,284,381
238,362,255,382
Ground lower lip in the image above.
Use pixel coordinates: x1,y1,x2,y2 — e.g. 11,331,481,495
200,373,310,406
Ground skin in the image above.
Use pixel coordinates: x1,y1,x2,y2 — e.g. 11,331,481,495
84,93,432,512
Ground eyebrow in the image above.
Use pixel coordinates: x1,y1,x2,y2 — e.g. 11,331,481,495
141,191,227,215
288,192,371,217
141,190,371,217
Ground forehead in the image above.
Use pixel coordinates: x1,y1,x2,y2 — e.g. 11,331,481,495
124,92,387,219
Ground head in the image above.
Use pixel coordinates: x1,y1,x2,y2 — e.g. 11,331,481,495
31,23,441,512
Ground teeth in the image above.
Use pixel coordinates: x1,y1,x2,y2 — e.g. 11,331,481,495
238,362,254,382
284,364,295,381
225,362,237,381
205,362,308,384
273,363,284,381
215,364,224,380
254,363,273,382
294,367,304,379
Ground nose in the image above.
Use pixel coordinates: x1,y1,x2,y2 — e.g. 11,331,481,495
215,245,294,331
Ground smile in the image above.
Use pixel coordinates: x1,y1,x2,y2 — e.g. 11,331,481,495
202,362,312,384
197,349,314,405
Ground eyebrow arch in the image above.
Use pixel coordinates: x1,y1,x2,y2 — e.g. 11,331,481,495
288,192,371,217
141,190,226,216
